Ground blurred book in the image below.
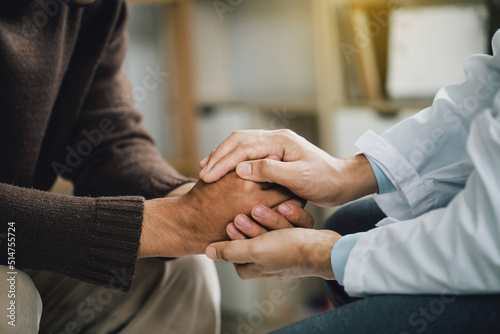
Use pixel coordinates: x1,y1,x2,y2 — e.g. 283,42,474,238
338,5,366,101
386,4,488,99
351,6,384,101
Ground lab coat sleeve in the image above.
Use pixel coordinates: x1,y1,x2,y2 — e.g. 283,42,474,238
356,31,500,220
344,108,500,296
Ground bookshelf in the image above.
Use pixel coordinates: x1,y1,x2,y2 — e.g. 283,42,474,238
52,0,485,197
313,0,485,152
129,0,198,177
192,0,483,158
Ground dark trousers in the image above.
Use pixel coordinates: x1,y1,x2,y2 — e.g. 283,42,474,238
272,198,500,334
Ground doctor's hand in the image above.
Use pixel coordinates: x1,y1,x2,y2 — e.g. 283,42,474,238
206,228,342,280
226,198,314,240
199,129,378,207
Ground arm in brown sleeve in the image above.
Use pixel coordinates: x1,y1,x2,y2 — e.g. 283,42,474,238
0,183,143,291
0,1,188,290
65,1,191,199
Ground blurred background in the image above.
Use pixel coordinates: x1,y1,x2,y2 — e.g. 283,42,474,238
54,0,496,332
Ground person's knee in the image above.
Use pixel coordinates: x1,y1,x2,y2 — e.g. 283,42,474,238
324,198,385,235
0,266,42,334
169,255,220,295
324,203,362,233
161,256,221,333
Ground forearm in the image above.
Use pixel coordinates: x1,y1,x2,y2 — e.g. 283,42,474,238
66,2,191,199
0,183,143,291
69,136,192,199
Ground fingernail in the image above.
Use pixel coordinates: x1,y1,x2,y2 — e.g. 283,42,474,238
206,246,217,259
277,204,292,216
237,162,251,177
253,205,269,219
227,223,239,237
235,215,252,229
200,157,209,166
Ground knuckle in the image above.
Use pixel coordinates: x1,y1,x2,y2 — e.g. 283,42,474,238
236,268,247,279
231,130,249,139
267,212,280,228
256,159,273,176
239,271,253,280
219,248,230,262
247,242,257,256
233,145,245,158
277,128,295,139
243,179,259,192
237,265,257,280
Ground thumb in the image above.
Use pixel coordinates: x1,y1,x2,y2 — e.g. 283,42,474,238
236,159,294,185
205,240,251,263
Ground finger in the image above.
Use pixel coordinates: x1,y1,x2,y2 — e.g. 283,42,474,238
261,184,294,209
251,205,294,231
201,139,283,183
275,197,307,209
236,159,296,185
199,156,209,169
205,240,253,263
199,149,216,171
235,263,266,280
199,131,254,180
266,155,281,161
234,214,268,238
276,203,314,229
226,222,247,240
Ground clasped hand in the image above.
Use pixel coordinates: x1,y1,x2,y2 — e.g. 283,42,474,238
196,130,373,281
139,172,309,258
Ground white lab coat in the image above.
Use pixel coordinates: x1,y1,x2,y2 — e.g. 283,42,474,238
345,31,500,296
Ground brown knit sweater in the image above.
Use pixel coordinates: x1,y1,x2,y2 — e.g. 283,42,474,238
0,0,190,291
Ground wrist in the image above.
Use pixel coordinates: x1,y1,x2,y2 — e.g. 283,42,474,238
139,197,190,258
336,154,378,204
166,181,196,197
303,230,342,280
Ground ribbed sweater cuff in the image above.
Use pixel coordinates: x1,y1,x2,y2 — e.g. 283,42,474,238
81,197,144,292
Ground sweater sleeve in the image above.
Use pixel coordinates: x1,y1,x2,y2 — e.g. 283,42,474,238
0,183,143,292
63,0,191,199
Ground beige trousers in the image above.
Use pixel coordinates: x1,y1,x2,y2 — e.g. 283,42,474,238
1,256,221,334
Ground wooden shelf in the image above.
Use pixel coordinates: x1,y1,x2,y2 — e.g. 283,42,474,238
197,98,318,115
128,0,183,5
127,0,198,177
345,98,433,114
349,0,479,7
197,97,431,116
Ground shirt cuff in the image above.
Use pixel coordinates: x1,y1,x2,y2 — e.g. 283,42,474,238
366,156,396,194
330,232,365,286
